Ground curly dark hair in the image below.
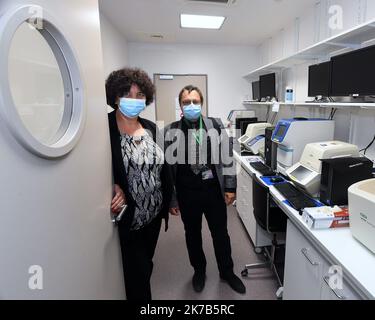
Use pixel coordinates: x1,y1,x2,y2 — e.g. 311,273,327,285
105,67,155,109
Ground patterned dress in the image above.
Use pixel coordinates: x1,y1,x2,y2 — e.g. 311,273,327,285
120,131,164,231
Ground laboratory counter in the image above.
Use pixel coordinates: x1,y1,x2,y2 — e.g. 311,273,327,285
234,150,375,300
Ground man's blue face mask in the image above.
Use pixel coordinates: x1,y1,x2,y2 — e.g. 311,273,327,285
119,98,146,118
183,103,201,121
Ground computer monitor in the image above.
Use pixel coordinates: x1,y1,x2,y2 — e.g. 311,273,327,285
252,81,260,101
308,61,331,98
260,73,276,100
331,44,375,97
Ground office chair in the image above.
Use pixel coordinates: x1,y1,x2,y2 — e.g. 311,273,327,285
241,176,287,288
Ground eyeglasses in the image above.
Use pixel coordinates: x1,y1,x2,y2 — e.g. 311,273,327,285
181,99,201,106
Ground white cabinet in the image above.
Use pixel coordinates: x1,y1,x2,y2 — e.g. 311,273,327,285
236,161,272,248
283,220,326,299
284,220,363,300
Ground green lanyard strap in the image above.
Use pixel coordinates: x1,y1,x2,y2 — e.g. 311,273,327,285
192,116,203,145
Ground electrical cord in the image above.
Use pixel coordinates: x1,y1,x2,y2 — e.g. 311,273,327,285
271,112,277,125
359,134,375,155
328,108,334,120
330,108,337,120
265,105,270,123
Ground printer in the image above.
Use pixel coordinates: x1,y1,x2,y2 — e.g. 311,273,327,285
272,118,335,175
348,179,375,254
238,122,272,146
286,141,359,196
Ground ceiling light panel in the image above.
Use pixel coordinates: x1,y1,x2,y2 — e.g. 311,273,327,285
180,14,226,29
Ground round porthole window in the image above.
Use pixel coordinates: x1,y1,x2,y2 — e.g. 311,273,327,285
0,5,84,158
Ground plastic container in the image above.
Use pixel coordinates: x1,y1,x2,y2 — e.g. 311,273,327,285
285,87,294,103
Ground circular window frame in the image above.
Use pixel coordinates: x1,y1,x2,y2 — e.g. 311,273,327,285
0,5,85,158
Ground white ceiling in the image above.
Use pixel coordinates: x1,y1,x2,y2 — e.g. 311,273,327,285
99,0,317,46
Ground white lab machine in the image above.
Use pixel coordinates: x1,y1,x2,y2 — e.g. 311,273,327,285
348,179,375,254
272,118,335,176
238,122,272,146
286,141,359,196
244,134,266,154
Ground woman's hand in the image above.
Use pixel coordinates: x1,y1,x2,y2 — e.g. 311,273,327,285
169,207,180,216
225,192,236,206
111,184,126,214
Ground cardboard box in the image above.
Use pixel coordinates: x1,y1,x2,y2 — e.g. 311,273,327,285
302,206,349,229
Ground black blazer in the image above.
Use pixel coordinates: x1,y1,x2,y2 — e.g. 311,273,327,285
108,111,172,232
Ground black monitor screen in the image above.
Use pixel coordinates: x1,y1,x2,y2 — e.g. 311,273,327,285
331,44,375,96
252,81,260,101
260,73,276,99
308,61,331,97
235,118,258,137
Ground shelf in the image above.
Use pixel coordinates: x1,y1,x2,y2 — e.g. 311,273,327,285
244,18,375,80
242,101,375,109
242,101,274,105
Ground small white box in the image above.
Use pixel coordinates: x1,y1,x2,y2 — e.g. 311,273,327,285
302,206,349,229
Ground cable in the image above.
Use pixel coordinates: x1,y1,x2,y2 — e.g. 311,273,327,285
330,108,337,120
359,134,375,155
265,105,270,123
328,108,334,120
271,112,277,125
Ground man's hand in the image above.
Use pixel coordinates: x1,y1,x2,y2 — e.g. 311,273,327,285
111,184,126,214
169,207,180,216
225,192,236,206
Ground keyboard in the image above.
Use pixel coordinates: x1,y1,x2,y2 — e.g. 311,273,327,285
249,161,276,176
273,183,319,212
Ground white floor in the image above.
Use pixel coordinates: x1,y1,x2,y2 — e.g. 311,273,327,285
151,205,279,300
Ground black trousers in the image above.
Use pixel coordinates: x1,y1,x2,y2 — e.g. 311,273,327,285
177,181,234,277
118,214,162,301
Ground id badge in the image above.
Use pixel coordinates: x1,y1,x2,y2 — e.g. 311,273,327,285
202,169,214,180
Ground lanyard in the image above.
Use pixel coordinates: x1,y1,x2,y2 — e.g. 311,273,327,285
192,116,203,145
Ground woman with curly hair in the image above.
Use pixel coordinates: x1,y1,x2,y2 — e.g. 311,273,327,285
106,67,173,300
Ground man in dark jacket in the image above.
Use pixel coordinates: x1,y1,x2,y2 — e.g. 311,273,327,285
165,85,246,294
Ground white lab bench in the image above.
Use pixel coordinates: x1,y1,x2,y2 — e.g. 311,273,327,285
234,150,375,300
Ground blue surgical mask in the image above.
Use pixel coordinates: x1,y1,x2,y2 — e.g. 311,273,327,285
119,98,146,118
183,103,201,121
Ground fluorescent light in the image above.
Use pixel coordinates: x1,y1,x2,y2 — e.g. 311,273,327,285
180,14,225,29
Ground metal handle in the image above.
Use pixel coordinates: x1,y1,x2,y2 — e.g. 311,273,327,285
323,276,347,300
301,248,319,266
111,205,127,226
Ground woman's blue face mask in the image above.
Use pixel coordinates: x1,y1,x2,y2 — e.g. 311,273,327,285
183,103,201,121
119,98,146,118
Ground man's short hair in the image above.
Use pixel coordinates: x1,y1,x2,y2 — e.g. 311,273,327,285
178,85,204,106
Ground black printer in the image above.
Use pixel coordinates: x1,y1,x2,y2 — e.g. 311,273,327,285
320,157,373,206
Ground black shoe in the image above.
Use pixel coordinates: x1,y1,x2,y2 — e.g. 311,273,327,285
192,272,206,293
221,272,246,294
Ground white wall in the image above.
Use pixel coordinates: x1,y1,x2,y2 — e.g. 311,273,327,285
99,12,128,80
127,42,259,122
251,0,375,162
